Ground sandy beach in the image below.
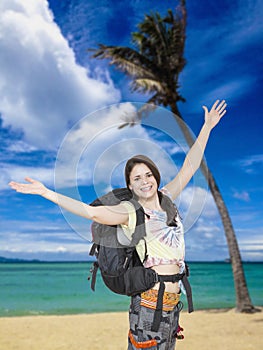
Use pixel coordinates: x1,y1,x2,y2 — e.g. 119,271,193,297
0,307,262,350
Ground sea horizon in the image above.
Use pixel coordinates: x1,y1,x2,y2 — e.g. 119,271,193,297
1,255,263,264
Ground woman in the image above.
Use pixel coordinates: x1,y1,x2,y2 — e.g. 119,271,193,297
9,99,227,349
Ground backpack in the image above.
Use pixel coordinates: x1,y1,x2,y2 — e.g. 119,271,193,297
88,188,194,331
89,188,158,296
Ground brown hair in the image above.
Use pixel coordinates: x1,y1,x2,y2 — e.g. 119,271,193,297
124,155,161,188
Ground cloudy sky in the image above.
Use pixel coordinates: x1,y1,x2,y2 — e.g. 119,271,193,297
1,0,262,261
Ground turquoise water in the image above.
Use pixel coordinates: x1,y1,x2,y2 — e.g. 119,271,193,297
0,262,262,317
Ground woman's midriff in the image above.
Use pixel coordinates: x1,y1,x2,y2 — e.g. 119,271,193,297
151,264,181,293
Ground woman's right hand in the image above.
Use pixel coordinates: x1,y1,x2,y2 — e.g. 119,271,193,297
9,177,48,196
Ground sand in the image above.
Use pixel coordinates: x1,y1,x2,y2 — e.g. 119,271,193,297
0,308,262,350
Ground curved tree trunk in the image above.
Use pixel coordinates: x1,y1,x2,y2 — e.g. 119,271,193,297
170,103,257,313
91,0,258,313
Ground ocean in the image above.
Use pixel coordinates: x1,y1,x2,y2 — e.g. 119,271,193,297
0,262,262,317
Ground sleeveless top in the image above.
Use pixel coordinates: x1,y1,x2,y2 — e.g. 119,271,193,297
121,188,185,270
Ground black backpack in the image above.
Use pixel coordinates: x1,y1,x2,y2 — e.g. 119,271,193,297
89,188,159,296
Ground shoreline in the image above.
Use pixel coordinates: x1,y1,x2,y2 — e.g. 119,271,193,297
0,307,262,350
1,304,262,318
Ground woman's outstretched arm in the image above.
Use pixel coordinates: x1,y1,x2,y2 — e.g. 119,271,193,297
8,177,129,225
165,99,227,200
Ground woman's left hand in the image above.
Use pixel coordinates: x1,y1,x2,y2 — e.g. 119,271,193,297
202,99,227,130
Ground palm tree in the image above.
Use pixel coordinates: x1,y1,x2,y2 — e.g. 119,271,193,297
90,0,258,313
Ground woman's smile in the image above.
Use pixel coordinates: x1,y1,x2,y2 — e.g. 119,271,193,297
140,185,152,192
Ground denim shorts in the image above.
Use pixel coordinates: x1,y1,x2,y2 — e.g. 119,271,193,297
128,294,183,350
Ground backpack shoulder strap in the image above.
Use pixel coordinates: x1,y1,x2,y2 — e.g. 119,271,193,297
90,188,130,207
158,190,179,226
125,198,146,247
89,188,147,254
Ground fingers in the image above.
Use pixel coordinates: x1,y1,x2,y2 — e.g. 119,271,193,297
220,109,227,118
210,99,227,118
215,100,226,110
8,181,19,188
217,102,227,115
8,179,35,193
8,181,21,192
211,99,220,110
203,99,227,128
25,177,36,184
9,178,33,187
211,99,227,113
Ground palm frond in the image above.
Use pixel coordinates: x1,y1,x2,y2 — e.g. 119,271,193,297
131,78,165,94
90,44,159,79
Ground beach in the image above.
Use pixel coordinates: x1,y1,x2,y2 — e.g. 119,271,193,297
0,307,262,350
1,262,262,349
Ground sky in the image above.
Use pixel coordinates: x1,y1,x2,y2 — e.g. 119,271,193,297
0,0,262,262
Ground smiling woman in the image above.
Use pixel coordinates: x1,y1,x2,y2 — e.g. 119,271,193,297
9,100,227,349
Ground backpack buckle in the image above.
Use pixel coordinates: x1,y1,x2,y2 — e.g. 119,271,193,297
154,271,159,284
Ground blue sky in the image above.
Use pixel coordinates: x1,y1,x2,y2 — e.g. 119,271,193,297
0,0,262,261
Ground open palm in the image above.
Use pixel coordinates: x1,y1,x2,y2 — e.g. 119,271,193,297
9,177,47,195
203,100,227,129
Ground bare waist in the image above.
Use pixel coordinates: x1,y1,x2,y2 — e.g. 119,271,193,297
151,263,180,274
151,264,181,293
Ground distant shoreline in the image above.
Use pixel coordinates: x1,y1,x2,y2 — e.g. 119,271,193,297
0,306,257,319
1,257,262,264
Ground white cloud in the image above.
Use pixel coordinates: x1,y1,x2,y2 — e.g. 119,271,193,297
56,246,67,253
185,221,228,261
0,0,120,150
0,240,90,255
237,154,263,174
6,140,38,153
0,220,92,255
233,190,250,202
177,185,218,233
235,229,263,261
1,162,54,190
240,154,263,166
201,78,256,106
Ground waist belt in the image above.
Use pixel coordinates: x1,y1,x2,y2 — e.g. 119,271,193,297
150,267,194,332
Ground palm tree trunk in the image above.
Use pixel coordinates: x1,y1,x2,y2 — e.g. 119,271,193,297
170,102,257,313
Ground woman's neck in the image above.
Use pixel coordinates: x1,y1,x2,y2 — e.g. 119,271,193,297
138,193,163,211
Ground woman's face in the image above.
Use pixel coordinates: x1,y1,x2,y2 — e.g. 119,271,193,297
128,163,158,201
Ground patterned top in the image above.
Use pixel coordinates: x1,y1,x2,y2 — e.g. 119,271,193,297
121,188,185,270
